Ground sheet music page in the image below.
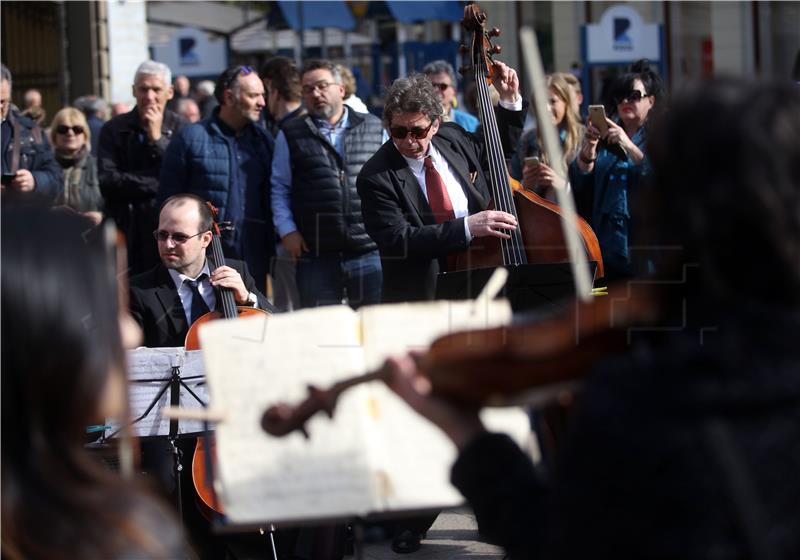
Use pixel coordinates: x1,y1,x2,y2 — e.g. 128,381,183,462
199,306,378,524
108,347,208,438
357,299,531,511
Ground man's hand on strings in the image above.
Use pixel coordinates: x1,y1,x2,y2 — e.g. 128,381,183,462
467,210,517,239
210,266,250,304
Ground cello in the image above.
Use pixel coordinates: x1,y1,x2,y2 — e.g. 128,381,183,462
185,203,270,515
449,4,604,281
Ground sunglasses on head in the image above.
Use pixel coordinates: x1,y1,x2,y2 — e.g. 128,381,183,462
430,82,450,92
615,90,648,104
222,65,254,91
389,121,434,140
56,125,84,135
153,229,205,244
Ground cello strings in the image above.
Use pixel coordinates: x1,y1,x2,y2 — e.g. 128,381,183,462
473,61,526,265
211,235,237,318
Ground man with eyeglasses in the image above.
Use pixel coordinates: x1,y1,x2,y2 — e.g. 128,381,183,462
160,64,275,295
271,59,386,310
98,60,186,277
129,193,272,349
357,62,525,304
422,60,480,134
1,63,61,198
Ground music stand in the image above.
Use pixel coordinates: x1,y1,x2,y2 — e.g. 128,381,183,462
105,347,209,523
435,262,598,313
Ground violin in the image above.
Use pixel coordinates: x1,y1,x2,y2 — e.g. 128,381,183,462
449,4,604,279
185,203,270,515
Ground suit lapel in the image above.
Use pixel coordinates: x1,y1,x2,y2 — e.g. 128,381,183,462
387,144,435,225
153,266,188,341
432,136,489,211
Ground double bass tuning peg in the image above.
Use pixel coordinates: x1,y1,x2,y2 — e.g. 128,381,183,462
492,45,502,55
488,27,501,38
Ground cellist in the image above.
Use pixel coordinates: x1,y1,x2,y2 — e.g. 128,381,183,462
356,62,526,303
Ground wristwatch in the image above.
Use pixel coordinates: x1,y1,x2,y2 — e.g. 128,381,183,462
580,152,597,165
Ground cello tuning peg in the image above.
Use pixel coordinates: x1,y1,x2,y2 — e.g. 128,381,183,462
489,27,501,38
492,45,502,55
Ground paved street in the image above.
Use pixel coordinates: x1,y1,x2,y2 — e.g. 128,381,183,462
359,508,504,560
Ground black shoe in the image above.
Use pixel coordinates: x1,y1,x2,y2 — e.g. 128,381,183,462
391,530,422,554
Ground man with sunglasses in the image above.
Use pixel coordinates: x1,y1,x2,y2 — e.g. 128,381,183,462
422,60,480,134
357,63,525,304
98,60,185,277
160,64,275,295
129,193,272,348
271,59,386,310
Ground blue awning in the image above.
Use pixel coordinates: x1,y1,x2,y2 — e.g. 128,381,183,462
367,1,464,24
269,1,355,31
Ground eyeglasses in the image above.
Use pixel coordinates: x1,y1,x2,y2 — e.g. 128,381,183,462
301,80,337,95
153,229,206,244
221,65,254,91
430,82,451,92
389,121,434,140
615,90,649,104
56,125,84,135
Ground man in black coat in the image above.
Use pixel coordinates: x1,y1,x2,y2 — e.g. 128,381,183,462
130,193,273,348
98,60,185,276
356,63,525,303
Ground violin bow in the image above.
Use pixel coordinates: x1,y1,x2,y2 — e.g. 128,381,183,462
519,27,594,302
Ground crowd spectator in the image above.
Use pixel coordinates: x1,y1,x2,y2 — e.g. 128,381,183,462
160,65,274,294
98,60,185,276
176,97,200,123
49,107,103,222
338,64,369,114
167,74,191,113
111,101,130,117
271,59,385,309
74,95,108,154
195,80,218,119
259,56,305,138
1,64,61,199
569,60,665,280
511,73,584,202
21,88,46,125
422,60,479,133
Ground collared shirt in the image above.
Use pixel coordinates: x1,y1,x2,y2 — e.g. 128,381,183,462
271,107,389,238
398,143,473,241
168,262,217,326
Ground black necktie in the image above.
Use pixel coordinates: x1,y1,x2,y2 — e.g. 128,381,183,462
186,275,210,324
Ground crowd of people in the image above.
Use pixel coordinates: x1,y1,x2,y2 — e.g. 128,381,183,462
2,49,799,560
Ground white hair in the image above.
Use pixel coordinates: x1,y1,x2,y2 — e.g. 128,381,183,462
133,60,172,88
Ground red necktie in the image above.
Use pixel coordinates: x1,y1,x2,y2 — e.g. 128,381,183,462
423,156,455,224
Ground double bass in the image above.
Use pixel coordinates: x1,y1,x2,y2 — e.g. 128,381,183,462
186,204,270,514
449,4,604,281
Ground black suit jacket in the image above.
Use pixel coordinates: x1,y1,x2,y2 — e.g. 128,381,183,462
356,106,526,302
129,258,274,348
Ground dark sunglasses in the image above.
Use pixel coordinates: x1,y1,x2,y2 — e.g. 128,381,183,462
222,65,254,91
56,125,84,135
153,229,206,244
615,90,648,104
389,121,434,140
430,82,450,92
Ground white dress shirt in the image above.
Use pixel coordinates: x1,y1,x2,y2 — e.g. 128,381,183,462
168,263,217,325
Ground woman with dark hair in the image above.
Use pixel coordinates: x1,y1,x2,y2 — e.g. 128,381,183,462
1,200,190,559
383,77,800,559
570,60,665,280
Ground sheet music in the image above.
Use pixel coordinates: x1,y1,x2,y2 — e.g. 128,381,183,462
108,347,209,438
199,307,378,523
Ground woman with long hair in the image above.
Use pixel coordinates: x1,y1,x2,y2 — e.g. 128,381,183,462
569,60,665,280
1,200,189,559
48,107,104,223
510,72,584,201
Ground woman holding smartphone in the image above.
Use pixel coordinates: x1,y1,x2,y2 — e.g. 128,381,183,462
510,73,583,201
570,60,665,281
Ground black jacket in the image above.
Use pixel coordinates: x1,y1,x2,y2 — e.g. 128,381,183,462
129,258,273,348
283,110,382,256
356,105,526,302
1,110,61,198
452,306,800,559
98,107,185,275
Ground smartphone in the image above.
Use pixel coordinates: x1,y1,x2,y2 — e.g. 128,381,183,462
523,156,540,167
588,105,609,134
1,172,17,186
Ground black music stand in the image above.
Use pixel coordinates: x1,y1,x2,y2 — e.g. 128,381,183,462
435,262,598,314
